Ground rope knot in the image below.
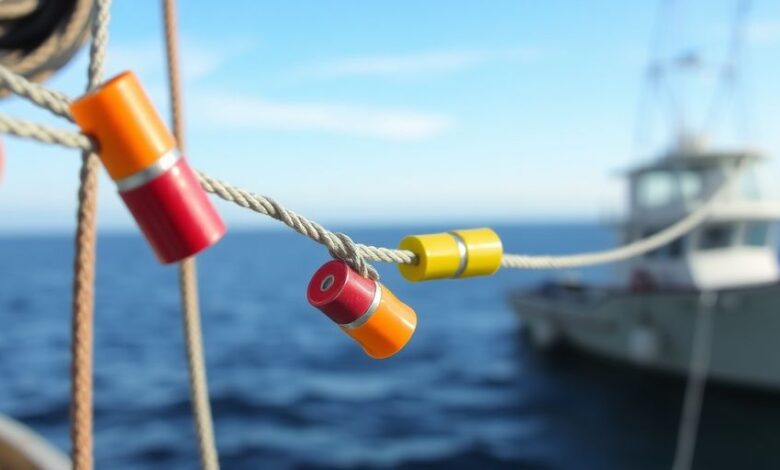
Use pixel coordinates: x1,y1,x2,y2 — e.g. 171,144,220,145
328,232,379,281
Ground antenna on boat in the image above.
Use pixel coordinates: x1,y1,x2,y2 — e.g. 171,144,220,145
633,0,753,158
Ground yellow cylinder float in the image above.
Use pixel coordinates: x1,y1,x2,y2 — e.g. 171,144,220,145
398,228,502,281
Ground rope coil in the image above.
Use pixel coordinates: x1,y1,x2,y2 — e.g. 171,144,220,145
0,0,96,93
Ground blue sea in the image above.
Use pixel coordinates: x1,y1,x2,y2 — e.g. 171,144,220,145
1,224,779,469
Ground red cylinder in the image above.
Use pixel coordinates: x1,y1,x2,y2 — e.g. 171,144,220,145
70,72,226,263
307,259,376,324
307,260,417,359
120,157,225,263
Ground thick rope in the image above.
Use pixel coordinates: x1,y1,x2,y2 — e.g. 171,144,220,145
0,64,748,274
0,65,73,119
161,1,220,468
197,171,386,278
500,156,746,269
0,0,95,91
0,111,90,147
70,1,110,469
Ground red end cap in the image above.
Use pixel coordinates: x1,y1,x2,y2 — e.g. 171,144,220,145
307,260,376,325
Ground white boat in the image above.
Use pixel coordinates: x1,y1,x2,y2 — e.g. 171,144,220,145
511,0,780,391
511,134,780,390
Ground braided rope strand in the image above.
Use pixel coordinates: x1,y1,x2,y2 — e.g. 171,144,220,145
161,0,221,468
0,112,90,148
70,1,110,469
0,65,73,119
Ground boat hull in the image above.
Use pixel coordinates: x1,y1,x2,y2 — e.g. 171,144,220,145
511,282,780,391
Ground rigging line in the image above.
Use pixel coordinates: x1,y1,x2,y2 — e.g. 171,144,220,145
0,111,90,148
0,63,380,278
671,291,717,470
198,155,748,270
70,1,110,469
0,64,72,119
0,110,748,271
664,0,689,137
730,0,752,143
161,0,220,469
703,0,752,139
0,63,749,272
498,155,747,269
632,0,674,158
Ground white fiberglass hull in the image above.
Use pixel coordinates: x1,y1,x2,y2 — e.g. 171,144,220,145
511,282,780,391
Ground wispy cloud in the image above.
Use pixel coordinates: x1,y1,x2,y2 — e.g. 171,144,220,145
747,19,780,46
106,36,255,81
194,93,451,140
302,47,540,79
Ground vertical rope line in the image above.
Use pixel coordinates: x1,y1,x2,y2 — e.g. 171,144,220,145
71,1,110,469
162,1,220,469
671,291,717,470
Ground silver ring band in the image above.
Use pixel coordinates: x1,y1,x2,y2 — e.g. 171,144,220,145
341,281,382,330
115,148,182,192
449,231,468,278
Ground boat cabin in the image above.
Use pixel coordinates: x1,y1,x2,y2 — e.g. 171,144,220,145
622,137,780,291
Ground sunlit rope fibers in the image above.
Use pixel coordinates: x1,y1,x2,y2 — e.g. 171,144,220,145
161,0,220,468
0,63,749,273
70,0,111,468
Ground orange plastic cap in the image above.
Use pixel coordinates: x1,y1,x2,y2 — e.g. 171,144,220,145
70,71,176,181
342,285,417,359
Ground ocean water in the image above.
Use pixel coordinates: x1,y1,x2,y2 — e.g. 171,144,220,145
1,224,779,469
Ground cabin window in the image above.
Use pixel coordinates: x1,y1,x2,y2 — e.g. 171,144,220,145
637,171,676,208
698,224,735,250
743,222,771,247
666,236,685,257
679,170,704,201
636,169,704,208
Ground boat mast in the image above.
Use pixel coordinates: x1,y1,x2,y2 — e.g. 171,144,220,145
633,0,753,158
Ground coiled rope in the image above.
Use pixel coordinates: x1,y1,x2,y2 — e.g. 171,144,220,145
0,0,95,93
0,61,747,278
161,0,220,468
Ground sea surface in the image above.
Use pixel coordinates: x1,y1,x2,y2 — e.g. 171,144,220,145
1,224,779,469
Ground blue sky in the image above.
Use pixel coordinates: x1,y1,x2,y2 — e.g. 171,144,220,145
1,0,780,233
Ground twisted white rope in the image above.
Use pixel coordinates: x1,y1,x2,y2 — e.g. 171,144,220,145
672,291,717,470
0,64,743,274
0,65,73,119
501,157,746,269
0,112,91,148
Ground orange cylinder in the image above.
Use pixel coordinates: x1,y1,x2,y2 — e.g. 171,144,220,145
341,284,417,359
70,71,176,181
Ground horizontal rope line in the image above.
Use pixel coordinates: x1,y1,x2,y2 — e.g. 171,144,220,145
0,65,73,119
0,112,92,149
0,65,745,272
